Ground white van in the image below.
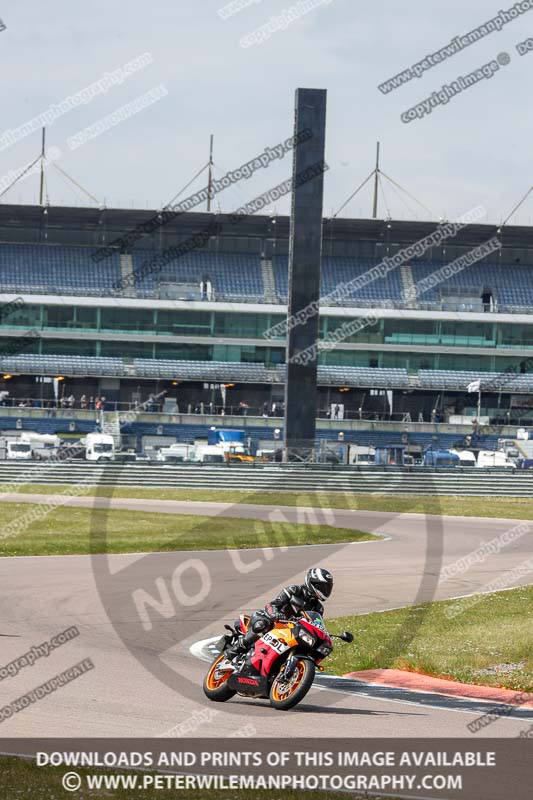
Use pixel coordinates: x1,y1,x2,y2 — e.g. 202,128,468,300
194,443,225,464
157,443,196,463
85,433,115,461
449,449,477,467
7,440,33,460
476,450,515,469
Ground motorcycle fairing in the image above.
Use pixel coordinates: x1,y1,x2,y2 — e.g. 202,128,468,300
299,618,332,647
226,661,269,696
239,614,251,634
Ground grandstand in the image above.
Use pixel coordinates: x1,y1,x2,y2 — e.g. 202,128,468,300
1,203,533,453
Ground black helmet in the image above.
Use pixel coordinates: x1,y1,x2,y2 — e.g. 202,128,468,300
305,568,333,602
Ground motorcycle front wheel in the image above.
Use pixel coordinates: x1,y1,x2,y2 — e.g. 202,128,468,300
269,659,315,710
203,654,236,702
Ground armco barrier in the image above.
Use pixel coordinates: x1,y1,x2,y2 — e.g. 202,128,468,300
0,461,532,496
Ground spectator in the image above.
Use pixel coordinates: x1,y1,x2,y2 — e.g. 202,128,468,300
80,394,87,409
418,412,424,423
68,394,75,409
262,402,269,418
100,395,107,411
334,404,340,419
95,397,102,411
89,396,94,410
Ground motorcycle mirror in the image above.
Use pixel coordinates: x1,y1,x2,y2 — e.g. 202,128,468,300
341,631,354,643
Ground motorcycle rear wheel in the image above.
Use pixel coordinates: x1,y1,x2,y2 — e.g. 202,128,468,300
203,654,236,702
269,659,315,710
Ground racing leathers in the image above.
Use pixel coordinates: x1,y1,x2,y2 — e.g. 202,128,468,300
226,584,324,660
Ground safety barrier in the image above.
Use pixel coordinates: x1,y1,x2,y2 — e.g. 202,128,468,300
0,461,532,496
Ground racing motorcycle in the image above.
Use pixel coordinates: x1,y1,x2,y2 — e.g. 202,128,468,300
203,610,353,710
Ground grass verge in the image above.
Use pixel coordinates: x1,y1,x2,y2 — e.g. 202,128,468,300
0,503,377,557
0,758,383,800
326,586,533,692
1,484,533,520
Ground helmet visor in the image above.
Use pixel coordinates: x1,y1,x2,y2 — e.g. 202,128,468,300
314,580,332,600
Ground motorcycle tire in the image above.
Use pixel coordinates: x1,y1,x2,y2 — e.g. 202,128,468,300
269,659,315,710
203,654,236,702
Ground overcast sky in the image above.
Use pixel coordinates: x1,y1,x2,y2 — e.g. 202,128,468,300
1,0,532,224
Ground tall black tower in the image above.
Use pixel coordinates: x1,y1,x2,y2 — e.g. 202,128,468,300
283,88,327,459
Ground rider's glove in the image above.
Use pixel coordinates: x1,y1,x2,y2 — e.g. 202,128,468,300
265,603,281,621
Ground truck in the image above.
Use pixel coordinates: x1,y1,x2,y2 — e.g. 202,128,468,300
157,443,196,463
85,432,115,462
347,445,376,466
497,438,521,464
6,433,61,460
476,450,515,469
194,443,225,464
423,450,460,468
6,440,33,460
204,428,254,464
449,449,477,467
374,446,406,467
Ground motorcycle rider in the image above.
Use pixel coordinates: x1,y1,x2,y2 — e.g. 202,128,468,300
225,567,333,662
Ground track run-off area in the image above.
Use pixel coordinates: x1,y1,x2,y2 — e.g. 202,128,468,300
0,493,532,739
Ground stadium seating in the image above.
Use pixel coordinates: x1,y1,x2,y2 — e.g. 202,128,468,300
0,351,530,392
273,365,409,387
419,370,533,392
410,259,533,309
0,354,125,376
133,359,269,382
0,243,121,296
131,250,264,300
273,256,403,305
2,240,533,312
133,360,408,387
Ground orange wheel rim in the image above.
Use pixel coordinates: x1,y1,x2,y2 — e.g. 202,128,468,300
206,655,231,690
272,662,304,701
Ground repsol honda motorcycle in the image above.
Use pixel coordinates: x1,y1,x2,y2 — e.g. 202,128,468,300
203,611,353,710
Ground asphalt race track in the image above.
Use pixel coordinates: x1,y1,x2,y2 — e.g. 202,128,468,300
0,494,531,739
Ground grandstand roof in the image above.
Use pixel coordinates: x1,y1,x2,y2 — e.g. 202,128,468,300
1,203,533,251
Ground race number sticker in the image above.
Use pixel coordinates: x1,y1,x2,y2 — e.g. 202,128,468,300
262,632,289,654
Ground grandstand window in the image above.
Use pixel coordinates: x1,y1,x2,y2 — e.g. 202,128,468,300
498,323,533,349
41,339,97,356
100,341,153,358
240,346,269,364
100,307,153,333
213,312,268,339
44,306,97,330
155,343,212,361
326,316,382,344
157,310,211,336
321,351,372,367
2,304,41,328
439,354,494,372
